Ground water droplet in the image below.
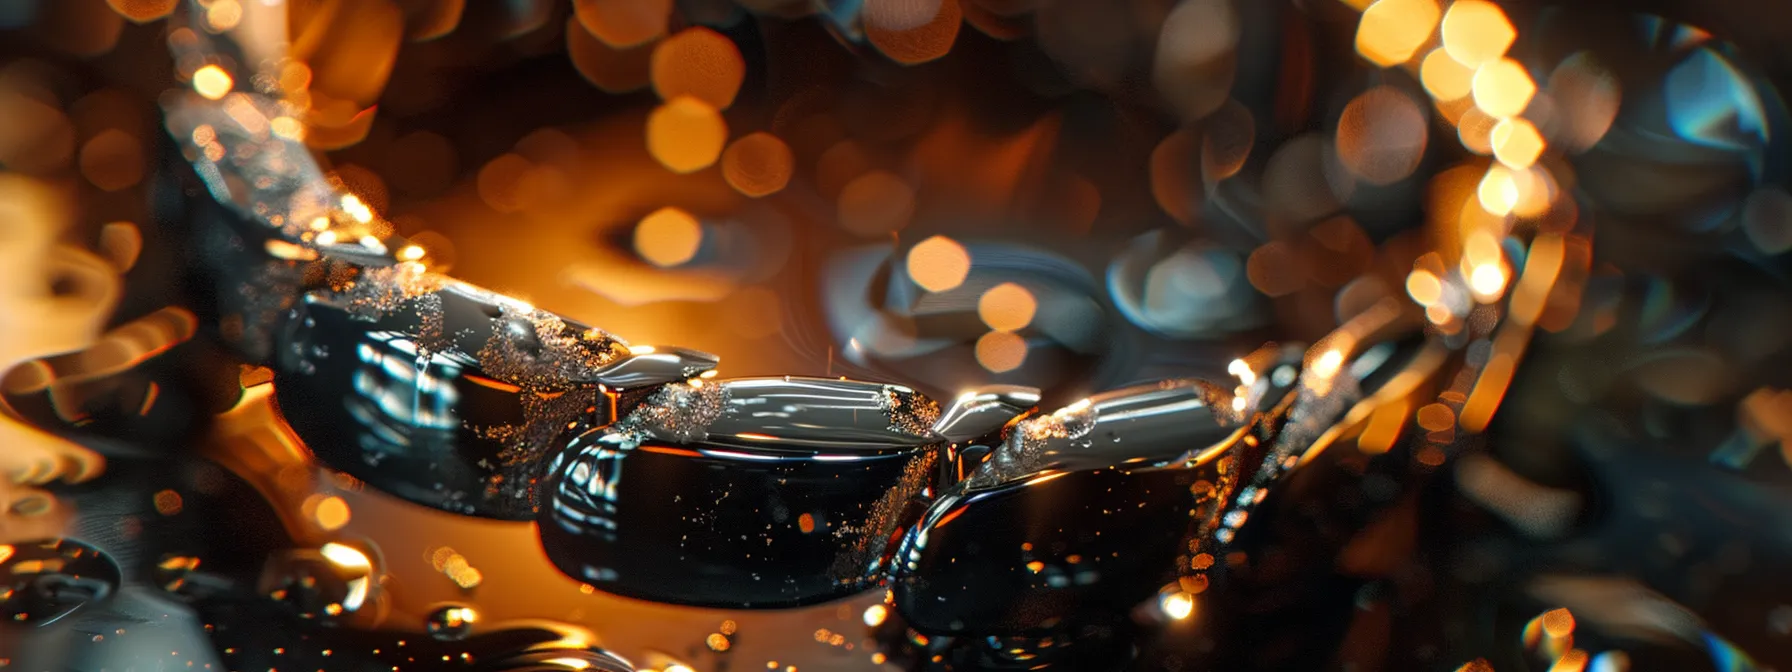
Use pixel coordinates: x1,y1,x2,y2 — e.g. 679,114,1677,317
425,604,477,641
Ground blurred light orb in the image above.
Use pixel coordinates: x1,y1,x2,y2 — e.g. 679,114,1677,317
1355,0,1440,68
192,64,232,100
1421,48,1475,101
312,495,351,531
651,27,746,109
1472,58,1535,118
646,96,728,173
1477,164,1521,216
205,0,242,32
1202,99,1255,181
573,0,671,48
1246,241,1304,297
106,0,177,23
906,235,971,292
1491,117,1545,169
566,16,654,94
722,132,795,197
1469,263,1507,299
1439,0,1515,68
78,129,143,192
975,330,1028,373
1150,129,1198,224
1110,233,1260,339
1663,47,1768,152
476,153,535,213
865,0,962,65
837,170,916,236
1262,134,1341,222
1546,52,1620,153
1152,0,1239,122
863,0,943,32
1336,86,1428,186
634,207,704,267
1160,591,1196,620
1406,269,1443,305
978,282,1037,332
1743,187,1792,254
1457,106,1498,155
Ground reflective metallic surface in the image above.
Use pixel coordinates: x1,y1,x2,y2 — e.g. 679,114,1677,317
0,538,121,628
539,379,941,607
274,280,620,519
5,0,1792,669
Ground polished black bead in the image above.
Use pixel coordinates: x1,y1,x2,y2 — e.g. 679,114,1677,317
892,378,1253,636
537,376,944,608
272,277,625,519
890,335,1434,638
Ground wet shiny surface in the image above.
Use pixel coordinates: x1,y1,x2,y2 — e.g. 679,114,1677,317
273,281,618,519
540,422,936,607
0,538,121,628
4,0,1792,669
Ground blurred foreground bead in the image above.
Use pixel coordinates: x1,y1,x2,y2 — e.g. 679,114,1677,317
273,275,633,519
0,537,121,627
539,377,945,607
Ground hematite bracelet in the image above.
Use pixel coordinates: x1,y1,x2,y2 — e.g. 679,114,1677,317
3,0,1791,670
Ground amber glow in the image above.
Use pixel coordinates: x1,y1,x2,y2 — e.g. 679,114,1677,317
573,0,670,48
314,495,351,531
1160,591,1196,620
1336,86,1428,185
975,331,1027,372
721,132,795,197
1457,106,1498,155
1440,0,1515,67
634,207,703,267
862,604,888,627
270,116,304,141
1491,117,1545,169
205,0,242,32
1420,48,1475,101
1472,58,1536,118
1415,403,1455,431
1406,269,1443,305
978,282,1037,332
866,0,963,65
651,28,746,109
837,170,916,236
906,235,971,292
1477,164,1520,216
565,17,654,94
192,65,232,100
1311,349,1345,378
106,0,177,22
153,489,183,515
1549,650,1590,672
646,96,727,174
1354,0,1440,67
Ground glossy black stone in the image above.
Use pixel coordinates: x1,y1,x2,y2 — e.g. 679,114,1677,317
0,537,122,627
890,336,1435,638
538,377,943,608
892,378,1252,636
272,279,620,519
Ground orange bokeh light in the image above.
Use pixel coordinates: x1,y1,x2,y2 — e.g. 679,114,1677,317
646,96,728,174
